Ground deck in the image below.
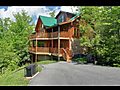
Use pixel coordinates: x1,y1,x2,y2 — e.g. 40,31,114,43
29,47,63,57
29,31,71,40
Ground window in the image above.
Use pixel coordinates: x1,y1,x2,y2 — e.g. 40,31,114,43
74,28,77,37
40,24,44,32
58,15,64,23
61,15,64,22
40,24,43,30
38,41,44,47
33,41,45,47
42,24,44,28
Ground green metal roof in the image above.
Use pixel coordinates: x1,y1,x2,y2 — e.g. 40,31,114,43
39,15,57,27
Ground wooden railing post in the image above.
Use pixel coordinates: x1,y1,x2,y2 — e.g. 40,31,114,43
35,38,37,62
52,28,53,50
58,26,60,61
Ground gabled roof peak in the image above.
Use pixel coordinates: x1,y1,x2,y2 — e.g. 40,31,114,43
55,10,76,18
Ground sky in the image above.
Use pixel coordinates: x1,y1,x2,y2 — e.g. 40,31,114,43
0,6,78,25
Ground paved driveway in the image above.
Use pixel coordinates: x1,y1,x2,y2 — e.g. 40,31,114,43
29,61,120,86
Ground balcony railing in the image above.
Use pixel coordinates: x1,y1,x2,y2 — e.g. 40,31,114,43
29,47,63,54
29,31,70,39
60,31,69,37
29,47,49,53
37,47,49,52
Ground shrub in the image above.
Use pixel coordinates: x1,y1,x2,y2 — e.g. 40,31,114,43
75,57,87,64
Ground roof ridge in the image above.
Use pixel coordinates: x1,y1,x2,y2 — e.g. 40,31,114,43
39,15,56,19
60,10,75,15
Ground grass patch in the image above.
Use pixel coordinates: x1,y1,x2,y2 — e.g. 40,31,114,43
0,60,56,86
0,68,29,86
36,60,57,65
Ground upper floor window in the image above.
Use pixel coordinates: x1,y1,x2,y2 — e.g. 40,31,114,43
33,41,45,47
42,24,44,28
61,15,64,22
38,41,44,47
58,15,64,23
74,27,80,37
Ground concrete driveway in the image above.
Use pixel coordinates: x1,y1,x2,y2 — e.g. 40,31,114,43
29,61,120,86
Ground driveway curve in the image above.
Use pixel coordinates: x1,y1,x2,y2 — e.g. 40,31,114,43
29,61,120,86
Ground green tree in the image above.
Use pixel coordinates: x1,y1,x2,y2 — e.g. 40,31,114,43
0,10,34,73
0,18,19,72
49,10,55,18
78,6,120,66
10,10,34,66
96,6,120,66
78,6,100,54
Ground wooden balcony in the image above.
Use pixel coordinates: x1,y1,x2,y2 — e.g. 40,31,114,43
29,31,70,39
60,31,69,37
29,33,49,39
37,47,49,52
29,47,63,54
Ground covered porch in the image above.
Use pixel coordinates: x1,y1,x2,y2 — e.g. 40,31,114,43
29,39,71,62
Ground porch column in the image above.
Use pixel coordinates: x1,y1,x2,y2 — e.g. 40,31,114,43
35,38,37,62
52,28,53,48
32,40,33,51
69,38,72,50
58,26,60,61
31,40,33,63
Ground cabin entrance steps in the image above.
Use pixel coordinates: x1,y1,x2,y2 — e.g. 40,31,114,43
61,48,72,63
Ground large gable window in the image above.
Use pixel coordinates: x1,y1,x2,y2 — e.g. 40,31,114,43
58,15,64,23
61,15,64,22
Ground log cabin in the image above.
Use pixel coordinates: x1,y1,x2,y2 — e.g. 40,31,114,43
29,11,81,63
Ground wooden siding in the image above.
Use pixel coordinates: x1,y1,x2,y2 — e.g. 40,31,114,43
35,18,42,33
